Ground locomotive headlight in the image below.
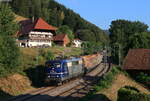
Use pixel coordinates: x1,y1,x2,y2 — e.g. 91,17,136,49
56,75,59,77
48,75,51,78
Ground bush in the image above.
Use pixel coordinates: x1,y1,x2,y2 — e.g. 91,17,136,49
94,66,120,91
124,86,139,92
38,49,55,61
0,36,21,77
117,86,150,101
82,42,103,55
0,4,20,77
136,72,150,84
45,51,55,60
79,66,121,101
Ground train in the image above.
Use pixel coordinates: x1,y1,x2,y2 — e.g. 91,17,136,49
45,53,103,85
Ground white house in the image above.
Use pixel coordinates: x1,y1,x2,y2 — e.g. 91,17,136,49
72,39,82,48
17,18,57,47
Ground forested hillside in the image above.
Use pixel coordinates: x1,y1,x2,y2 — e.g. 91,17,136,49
10,0,109,44
109,20,150,65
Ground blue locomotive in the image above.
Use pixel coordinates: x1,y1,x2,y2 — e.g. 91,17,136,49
45,57,85,84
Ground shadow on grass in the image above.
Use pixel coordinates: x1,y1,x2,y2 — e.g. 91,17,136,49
78,93,111,101
0,90,12,101
24,65,46,88
6,67,111,101
89,94,111,101
6,91,111,101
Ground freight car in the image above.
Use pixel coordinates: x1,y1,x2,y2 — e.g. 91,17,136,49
45,54,102,85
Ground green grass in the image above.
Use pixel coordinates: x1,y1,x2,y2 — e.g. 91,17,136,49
19,46,83,87
19,46,82,72
79,66,121,101
118,86,150,101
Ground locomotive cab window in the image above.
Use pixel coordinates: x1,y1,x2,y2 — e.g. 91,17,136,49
54,63,61,68
45,63,54,68
72,61,79,66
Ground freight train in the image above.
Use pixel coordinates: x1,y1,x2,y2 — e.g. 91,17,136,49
45,54,103,85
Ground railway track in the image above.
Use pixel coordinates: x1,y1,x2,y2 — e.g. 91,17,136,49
7,63,110,101
50,63,109,101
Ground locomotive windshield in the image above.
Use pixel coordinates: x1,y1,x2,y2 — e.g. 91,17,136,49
46,62,61,68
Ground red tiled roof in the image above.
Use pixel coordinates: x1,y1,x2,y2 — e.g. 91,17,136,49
17,18,57,36
34,18,57,30
53,34,67,41
123,49,150,70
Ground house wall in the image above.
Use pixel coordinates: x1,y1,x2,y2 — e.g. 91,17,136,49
18,30,53,47
29,31,53,38
53,41,64,46
28,40,52,47
73,40,82,48
63,35,70,46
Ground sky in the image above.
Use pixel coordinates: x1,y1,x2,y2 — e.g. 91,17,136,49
55,0,150,30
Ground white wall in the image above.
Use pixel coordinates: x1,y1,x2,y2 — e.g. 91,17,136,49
28,40,52,47
73,40,82,48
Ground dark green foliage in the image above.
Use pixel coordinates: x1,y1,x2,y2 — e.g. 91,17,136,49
129,32,150,49
123,86,140,92
77,29,96,42
44,51,55,60
39,49,55,60
79,66,120,101
136,72,150,87
24,65,45,87
0,3,18,36
82,42,103,55
109,19,149,65
117,86,150,101
56,25,74,41
0,3,20,77
0,35,20,77
10,0,109,44
94,66,120,91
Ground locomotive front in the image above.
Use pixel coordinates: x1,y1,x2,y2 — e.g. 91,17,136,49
45,60,68,84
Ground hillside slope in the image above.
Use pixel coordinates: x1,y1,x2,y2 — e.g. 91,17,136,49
98,73,150,101
10,0,109,43
0,46,82,101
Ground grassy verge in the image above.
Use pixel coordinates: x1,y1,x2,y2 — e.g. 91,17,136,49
118,86,150,101
19,46,82,71
79,66,121,101
19,46,83,86
0,46,82,100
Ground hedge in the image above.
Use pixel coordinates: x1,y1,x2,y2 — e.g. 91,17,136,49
117,86,150,101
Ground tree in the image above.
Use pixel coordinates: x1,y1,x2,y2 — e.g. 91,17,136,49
10,0,109,44
129,32,150,49
82,41,102,55
45,51,55,60
77,29,96,42
0,35,20,69
56,25,74,41
0,3,20,76
0,3,18,36
109,19,149,65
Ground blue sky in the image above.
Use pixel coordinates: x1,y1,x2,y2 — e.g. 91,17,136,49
55,0,150,30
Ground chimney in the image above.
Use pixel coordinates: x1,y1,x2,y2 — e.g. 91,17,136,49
32,16,35,23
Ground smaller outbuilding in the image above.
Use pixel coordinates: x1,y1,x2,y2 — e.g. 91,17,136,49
53,34,70,47
72,39,82,48
123,49,150,74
